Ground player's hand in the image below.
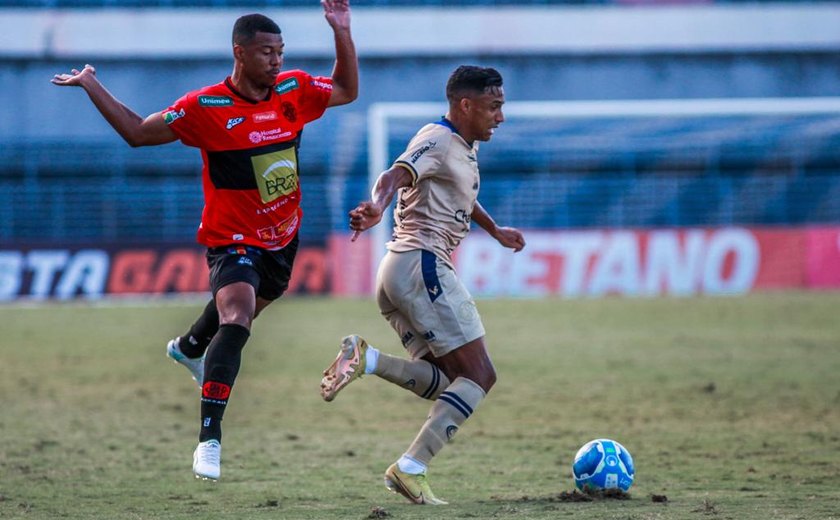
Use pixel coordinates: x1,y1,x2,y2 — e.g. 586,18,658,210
494,226,526,252
349,201,382,242
51,64,97,87
322,0,351,31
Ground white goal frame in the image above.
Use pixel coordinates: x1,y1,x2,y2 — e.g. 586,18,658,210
367,97,840,286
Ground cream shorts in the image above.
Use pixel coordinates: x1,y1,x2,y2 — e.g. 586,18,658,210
376,249,485,359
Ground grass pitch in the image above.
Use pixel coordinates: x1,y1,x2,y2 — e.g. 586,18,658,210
1,293,839,519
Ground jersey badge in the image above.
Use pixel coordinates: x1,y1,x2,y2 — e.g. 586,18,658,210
281,101,297,123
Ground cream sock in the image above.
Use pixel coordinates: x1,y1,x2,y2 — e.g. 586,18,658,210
404,377,486,466
374,353,450,400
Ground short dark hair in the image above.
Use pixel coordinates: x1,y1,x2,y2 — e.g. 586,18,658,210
232,14,281,46
445,65,503,103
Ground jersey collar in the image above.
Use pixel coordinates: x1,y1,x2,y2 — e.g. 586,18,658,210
224,77,271,104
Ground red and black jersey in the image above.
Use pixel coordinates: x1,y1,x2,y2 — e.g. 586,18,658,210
163,70,333,250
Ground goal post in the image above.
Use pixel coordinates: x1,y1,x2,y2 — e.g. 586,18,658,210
366,97,840,294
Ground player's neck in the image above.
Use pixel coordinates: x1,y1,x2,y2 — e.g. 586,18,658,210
229,70,270,103
444,113,475,146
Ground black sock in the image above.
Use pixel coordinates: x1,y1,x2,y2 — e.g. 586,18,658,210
179,300,219,359
199,323,250,443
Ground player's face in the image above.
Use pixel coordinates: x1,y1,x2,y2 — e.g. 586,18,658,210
466,86,505,142
237,31,285,89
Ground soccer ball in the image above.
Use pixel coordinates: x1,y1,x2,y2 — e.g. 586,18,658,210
572,438,635,492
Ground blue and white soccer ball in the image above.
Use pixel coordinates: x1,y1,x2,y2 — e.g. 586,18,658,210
572,438,635,492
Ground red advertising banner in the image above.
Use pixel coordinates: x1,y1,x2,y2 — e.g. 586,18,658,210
1,226,838,300
451,227,827,298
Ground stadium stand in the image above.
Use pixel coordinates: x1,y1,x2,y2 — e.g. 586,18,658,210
2,110,840,243
2,3,838,244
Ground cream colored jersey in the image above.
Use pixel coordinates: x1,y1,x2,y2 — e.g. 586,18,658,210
387,119,480,267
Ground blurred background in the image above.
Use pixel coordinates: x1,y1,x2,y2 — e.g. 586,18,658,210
1,0,839,299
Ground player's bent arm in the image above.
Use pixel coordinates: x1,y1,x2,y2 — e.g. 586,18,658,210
84,83,177,147
326,27,358,107
323,1,358,107
54,65,177,147
471,201,500,236
348,165,412,240
472,201,526,252
371,165,413,213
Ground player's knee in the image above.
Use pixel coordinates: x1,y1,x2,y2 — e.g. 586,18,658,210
466,366,495,394
480,367,497,394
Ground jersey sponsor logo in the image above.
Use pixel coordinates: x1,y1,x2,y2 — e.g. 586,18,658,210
248,127,292,144
163,108,185,125
226,116,246,130
251,147,298,203
410,140,437,164
274,77,299,95
198,95,234,107
310,79,332,91
257,212,299,244
253,111,278,123
454,209,472,225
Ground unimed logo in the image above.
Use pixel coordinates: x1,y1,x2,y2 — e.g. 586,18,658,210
198,95,233,107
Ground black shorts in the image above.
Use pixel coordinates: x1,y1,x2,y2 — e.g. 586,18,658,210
205,234,299,301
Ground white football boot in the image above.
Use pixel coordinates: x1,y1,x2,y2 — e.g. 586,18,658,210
166,337,205,388
193,439,221,481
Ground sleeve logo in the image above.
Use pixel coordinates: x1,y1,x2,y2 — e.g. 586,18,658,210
163,108,185,125
274,77,300,95
198,95,234,107
310,79,333,92
410,140,437,164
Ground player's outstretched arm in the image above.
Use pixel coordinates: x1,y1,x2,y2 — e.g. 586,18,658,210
471,201,526,252
322,0,358,107
51,64,177,147
349,165,413,241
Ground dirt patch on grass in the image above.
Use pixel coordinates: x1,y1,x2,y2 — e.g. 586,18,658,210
502,488,632,504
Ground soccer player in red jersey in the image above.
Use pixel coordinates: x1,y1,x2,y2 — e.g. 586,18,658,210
52,1,357,481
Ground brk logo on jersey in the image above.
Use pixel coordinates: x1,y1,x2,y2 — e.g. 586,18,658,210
163,108,185,125
226,117,246,130
198,95,233,107
251,147,298,203
410,140,437,164
274,77,299,95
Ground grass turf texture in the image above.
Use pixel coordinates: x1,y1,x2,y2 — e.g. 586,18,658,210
1,293,839,519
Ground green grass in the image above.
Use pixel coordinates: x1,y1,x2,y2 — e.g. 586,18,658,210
1,293,839,519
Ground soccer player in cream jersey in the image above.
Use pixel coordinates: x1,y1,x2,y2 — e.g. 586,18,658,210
320,65,526,505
